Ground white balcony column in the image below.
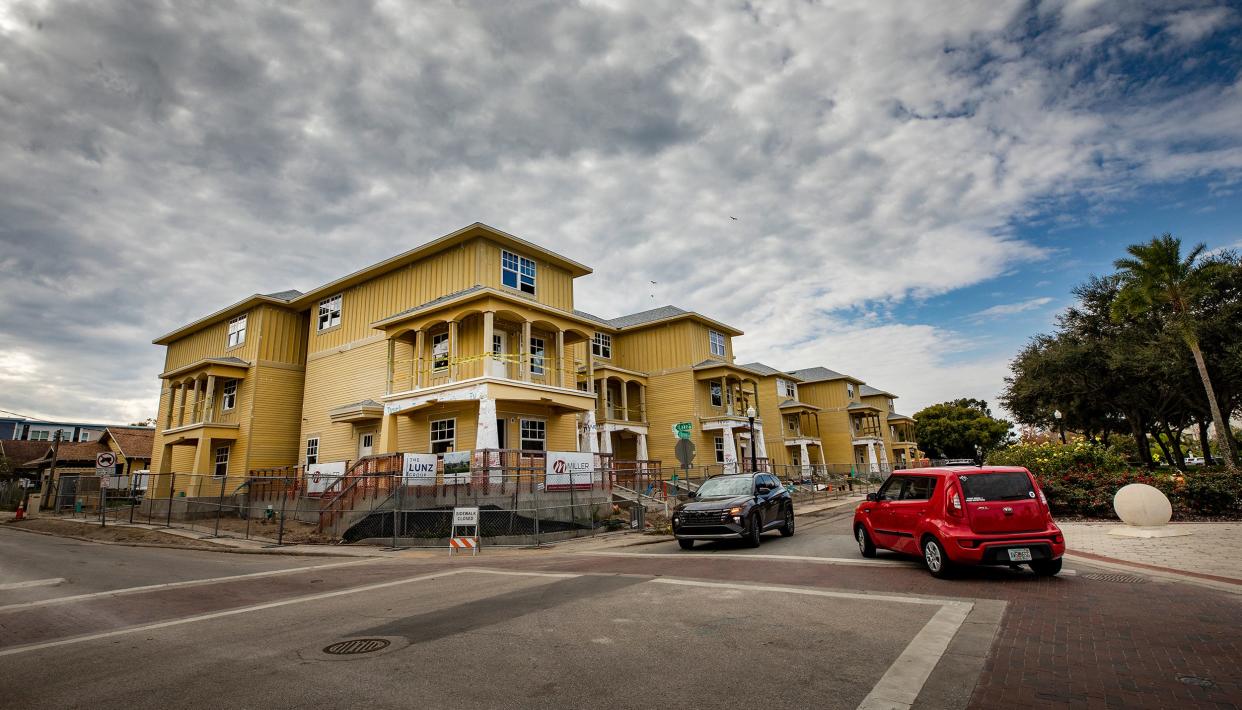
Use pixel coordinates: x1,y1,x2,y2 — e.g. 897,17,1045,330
582,410,599,453
177,380,189,427
448,320,459,381
483,311,496,377
555,330,565,388
722,425,738,474
754,423,768,459
636,432,649,460
521,320,532,382
719,376,728,413
598,425,613,454
586,347,595,393
620,380,629,421
414,330,425,389
203,375,217,423
165,384,177,428
799,442,811,476
878,443,890,470
476,398,499,450
867,441,880,473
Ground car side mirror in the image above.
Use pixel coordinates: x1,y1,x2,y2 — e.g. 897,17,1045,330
756,485,771,495
865,493,878,502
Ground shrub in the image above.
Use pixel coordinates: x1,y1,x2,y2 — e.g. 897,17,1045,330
988,440,1128,478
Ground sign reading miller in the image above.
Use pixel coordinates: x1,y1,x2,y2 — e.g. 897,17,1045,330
544,451,595,491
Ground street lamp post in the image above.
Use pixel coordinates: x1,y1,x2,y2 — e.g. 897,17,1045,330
746,406,758,473
1054,409,1065,444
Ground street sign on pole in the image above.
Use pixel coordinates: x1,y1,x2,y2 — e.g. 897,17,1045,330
672,421,693,440
95,451,116,477
675,439,696,468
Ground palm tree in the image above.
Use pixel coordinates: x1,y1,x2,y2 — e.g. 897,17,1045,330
1111,234,1237,472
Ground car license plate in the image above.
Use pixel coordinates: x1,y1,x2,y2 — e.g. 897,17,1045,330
1008,548,1032,562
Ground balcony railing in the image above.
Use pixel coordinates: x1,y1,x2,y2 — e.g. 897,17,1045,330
602,405,646,423
389,352,589,394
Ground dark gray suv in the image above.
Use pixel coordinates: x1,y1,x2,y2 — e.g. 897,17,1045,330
671,473,794,549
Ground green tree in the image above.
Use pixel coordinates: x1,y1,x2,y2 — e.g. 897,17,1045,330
913,399,1012,460
1111,234,1238,472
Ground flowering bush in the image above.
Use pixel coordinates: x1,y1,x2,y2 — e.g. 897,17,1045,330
988,442,1241,519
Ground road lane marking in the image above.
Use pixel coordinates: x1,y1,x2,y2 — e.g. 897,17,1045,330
0,578,67,591
0,558,380,614
574,550,922,567
648,577,974,710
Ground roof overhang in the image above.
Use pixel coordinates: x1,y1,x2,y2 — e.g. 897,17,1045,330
591,363,649,384
693,362,765,381
778,401,821,413
329,401,385,423
159,358,250,381
373,288,600,340
607,312,743,337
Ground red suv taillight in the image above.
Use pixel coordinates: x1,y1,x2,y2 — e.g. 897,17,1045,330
946,484,964,518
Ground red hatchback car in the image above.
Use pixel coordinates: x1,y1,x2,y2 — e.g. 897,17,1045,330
853,466,1065,578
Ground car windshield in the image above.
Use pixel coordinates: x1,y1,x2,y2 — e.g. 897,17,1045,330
696,476,755,497
958,472,1034,502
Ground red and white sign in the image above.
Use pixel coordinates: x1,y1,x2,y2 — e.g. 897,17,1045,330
96,452,116,469
305,461,347,495
545,451,596,491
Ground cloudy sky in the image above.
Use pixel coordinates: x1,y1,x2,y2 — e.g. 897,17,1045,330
2,0,1241,425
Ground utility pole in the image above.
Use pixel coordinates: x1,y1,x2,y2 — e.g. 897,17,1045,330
43,430,62,509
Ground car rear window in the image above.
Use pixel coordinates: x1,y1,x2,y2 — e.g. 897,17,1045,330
957,472,1034,502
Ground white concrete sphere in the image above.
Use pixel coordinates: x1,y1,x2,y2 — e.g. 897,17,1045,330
1113,483,1172,527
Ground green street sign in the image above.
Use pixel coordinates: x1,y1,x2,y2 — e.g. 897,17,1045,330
672,421,693,439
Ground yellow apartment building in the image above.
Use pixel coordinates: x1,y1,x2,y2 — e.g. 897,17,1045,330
148,222,917,491
858,385,921,468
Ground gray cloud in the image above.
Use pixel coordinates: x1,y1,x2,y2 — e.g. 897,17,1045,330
1,0,1240,422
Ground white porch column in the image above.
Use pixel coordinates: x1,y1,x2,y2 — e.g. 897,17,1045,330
878,443,890,470
620,381,629,421
599,424,613,454
722,426,737,474
448,320,459,381
638,385,646,422
754,423,768,459
867,442,880,473
203,375,217,423
582,410,599,453
483,311,496,378
476,398,499,450
386,338,395,394
636,432,649,460
799,442,811,477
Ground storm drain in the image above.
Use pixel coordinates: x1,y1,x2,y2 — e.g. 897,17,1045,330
1081,572,1147,584
323,638,391,656
1179,675,1215,689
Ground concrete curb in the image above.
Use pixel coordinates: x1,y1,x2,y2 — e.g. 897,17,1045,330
0,523,360,558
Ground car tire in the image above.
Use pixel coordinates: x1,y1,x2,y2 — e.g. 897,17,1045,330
779,506,795,537
856,525,876,558
744,514,762,548
1030,557,1062,577
677,538,694,550
922,536,953,579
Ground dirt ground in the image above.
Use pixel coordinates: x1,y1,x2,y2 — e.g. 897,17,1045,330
2,518,224,549
205,517,335,544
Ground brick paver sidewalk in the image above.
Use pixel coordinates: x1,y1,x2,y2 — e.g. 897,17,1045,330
1061,522,1242,582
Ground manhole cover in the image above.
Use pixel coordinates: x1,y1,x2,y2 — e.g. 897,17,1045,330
323,638,391,656
1179,675,1215,688
1082,573,1147,584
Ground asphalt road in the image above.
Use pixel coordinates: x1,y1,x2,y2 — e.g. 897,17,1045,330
2,514,1239,709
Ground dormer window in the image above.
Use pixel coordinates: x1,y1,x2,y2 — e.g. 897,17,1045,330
709,330,726,357
502,250,536,295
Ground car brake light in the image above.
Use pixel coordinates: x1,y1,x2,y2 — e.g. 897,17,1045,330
948,490,963,516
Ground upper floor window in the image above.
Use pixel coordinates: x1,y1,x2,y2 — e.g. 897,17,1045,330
305,437,319,465
318,294,342,331
430,418,456,454
777,378,797,399
710,381,723,407
529,337,546,375
888,398,895,411
227,314,247,347
709,330,726,357
501,250,536,295
847,383,855,400
221,379,237,411
592,332,612,359
432,332,450,370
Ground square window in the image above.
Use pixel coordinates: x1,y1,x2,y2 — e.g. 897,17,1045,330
318,294,342,331
221,379,237,411
432,332,450,370
79,432,91,442
430,418,456,454
709,330,726,357
847,383,855,400
501,251,536,295
306,437,319,465
592,332,611,359
214,446,230,478
714,436,725,463
227,314,247,347
520,419,546,452
530,337,545,375
710,381,723,407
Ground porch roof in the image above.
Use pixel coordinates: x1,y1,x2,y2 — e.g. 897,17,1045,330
778,399,820,412
887,412,915,422
329,399,385,423
692,360,767,381
159,357,250,381
847,401,881,412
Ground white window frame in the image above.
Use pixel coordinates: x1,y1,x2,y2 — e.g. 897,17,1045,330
847,383,855,400
777,378,797,399
432,332,450,370
317,294,342,331
214,446,230,478
430,418,456,454
305,437,319,466
78,431,91,442
519,418,546,452
221,379,237,411
710,381,723,407
708,330,726,357
592,332,612,359
29,430,49,441
714,435,725,463
501,250,537,295
227,314,247,348
530,336,545,375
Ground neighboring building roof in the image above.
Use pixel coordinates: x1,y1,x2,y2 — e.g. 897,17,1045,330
888,412,915,421
778,399,821,411
102,428,155,460
860,385,896,398
788,366,859,383
0,440,52,470
23,441,109,467
738,362,801,379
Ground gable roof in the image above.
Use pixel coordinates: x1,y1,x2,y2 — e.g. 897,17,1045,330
102,428,155,460
262,289,303,301
860,385,896,398
738,362,801,379
0,440,52,470
583,304,744,336
23,441,109,467
788,366,860,384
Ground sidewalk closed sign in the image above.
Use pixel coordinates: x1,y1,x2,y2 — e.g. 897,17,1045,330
545,451,595,490
452,507,479,526
402,453,437,486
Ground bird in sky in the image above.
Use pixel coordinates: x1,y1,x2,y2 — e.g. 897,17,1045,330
729,216,738,221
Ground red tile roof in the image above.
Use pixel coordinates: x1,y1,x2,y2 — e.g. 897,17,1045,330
103,428,155,460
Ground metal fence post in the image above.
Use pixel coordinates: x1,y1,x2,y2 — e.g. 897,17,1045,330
166,473,175,528
213,477,228,538
533,471,541,547
277,477,289,545
244,479,252,541
100,482,106,528
392,479,401,550
568,467,577,537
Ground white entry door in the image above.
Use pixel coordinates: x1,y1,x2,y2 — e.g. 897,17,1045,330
490,331,509,377
358,432,374,458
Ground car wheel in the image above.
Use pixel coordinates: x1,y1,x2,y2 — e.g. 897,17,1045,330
855,525,876,558
1030,557,1062,577
779,506,795,537
922,537,953,579
744,514,762,548
677,538,694,550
